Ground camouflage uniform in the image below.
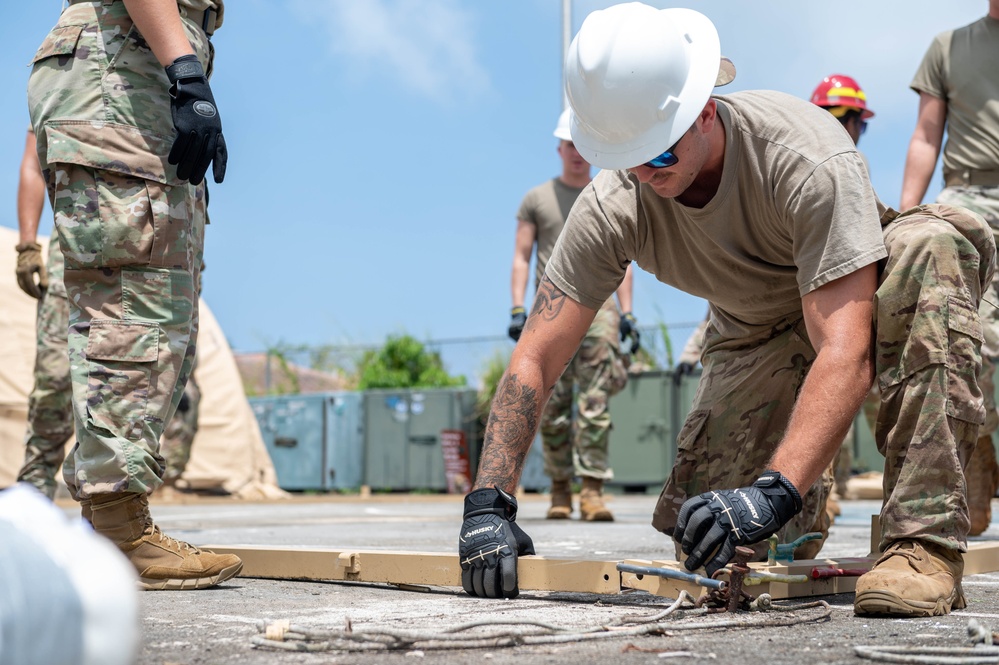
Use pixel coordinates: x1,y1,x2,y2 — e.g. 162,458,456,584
652,204,995,558
158,363,201,484
16,242,203,498
936,186,999,438
26,0,215,499
541,299,629,481
16,238,72,499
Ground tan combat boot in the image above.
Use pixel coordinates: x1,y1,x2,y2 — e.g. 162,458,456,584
90,492,243,590
854,540,966,617
547,479,572,519
579,477,614,522
966,434,999,536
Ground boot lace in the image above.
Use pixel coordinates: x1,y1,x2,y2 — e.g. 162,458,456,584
147,522,203,555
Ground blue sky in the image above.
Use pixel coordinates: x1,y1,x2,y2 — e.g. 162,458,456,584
0,1,987,383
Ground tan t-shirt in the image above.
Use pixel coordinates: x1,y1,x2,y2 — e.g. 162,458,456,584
546,90,888,341
910,15,999,176
516,178,586,289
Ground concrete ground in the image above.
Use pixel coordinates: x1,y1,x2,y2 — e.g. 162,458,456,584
75,493,999,665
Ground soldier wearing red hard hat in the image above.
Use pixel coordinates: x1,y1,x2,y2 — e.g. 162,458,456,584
811,74,874,146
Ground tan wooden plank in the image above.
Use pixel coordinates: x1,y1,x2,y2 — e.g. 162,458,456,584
204,538,999,599
204,546,620,593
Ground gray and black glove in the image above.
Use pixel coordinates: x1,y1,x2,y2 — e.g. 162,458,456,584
15,242,47,299
619,312,640,354
673,361,696,387
166,54,227,185
674,470,802,576
508,306,527,342
459,487,535,598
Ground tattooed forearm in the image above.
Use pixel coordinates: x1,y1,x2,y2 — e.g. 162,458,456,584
475,372,541,490
530,276,568,322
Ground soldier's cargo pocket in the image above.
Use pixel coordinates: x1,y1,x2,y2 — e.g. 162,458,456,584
85,320,158,441
30,25,85,67
946,295,986,424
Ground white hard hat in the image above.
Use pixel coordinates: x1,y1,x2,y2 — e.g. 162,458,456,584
553,108,572,141
565,3,725,170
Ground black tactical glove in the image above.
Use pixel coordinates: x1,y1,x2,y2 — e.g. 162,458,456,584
459,487,535,598
673,361,696,387
508,306,527,342
15,242,47,299
619,312,640,354
674,470,802,576
166,54,227,185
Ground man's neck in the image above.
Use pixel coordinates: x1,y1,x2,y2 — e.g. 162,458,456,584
559,172,591,188
990,0,999,20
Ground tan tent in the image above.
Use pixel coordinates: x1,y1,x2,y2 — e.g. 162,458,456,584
0,227,285,499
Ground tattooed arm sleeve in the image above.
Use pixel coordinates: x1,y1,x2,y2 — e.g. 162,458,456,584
474,277,597,493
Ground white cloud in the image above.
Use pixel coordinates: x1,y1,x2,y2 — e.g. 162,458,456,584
292,0,491,103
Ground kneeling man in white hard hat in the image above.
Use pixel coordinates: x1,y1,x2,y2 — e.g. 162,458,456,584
458,2,995,618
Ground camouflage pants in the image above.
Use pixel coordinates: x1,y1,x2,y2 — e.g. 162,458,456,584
16,240,72,499
47,165,203,500
541,300,628,481
652,204,995,558
27,0,209,499
159,362,201,483
16,234,202,498
936,185,999,438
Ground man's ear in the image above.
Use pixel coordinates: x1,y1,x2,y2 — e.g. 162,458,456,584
698,99,718,135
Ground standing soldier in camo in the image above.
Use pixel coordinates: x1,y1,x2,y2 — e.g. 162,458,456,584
901,0,999,534
508,109,638,521
26,0,240,589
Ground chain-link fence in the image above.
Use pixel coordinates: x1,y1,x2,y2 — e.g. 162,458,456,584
242,320,707,395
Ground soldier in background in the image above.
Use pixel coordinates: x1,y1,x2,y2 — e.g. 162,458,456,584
901,0,999,535
508,109,637,522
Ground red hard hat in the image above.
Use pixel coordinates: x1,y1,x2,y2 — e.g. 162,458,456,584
810,74,874,119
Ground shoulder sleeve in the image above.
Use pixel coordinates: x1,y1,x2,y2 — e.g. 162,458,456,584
910,31,950,99
788,152,887,296
544,172,636,310
516,187,539,225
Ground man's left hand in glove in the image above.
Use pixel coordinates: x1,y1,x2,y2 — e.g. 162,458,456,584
15,242,47,299
459,487,535,598
166,54,227,186
673,470,802,576
619,312,641,354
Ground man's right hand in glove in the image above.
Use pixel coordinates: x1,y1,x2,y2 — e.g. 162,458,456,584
15,242,47,299
507,306,527,342
673,361,696,387
459,487,535,598
673,470,802,576
166,55,227,186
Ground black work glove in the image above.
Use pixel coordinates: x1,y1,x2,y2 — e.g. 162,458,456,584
15,242,47,299
673,361,696,387
508,306,527,342
619,312,640,354
166,54,227,186
674,470,802,576
459,487,535,598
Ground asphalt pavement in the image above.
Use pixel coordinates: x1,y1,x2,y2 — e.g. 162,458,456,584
73,492,999,665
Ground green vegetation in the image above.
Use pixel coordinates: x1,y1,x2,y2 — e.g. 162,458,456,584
356,334,465,390
475,350,511,422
